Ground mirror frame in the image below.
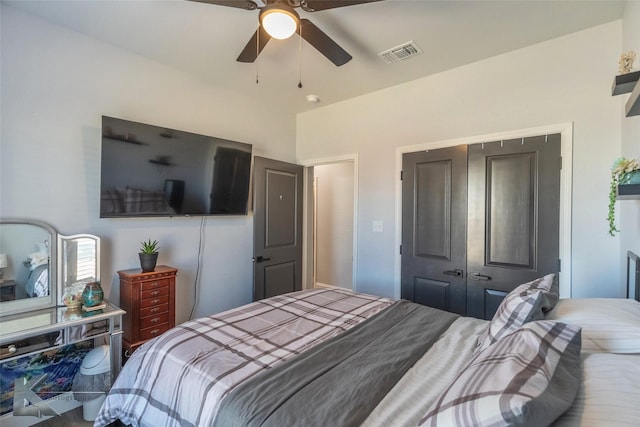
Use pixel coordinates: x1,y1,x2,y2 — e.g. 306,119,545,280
56,233,101,307
0,218,58,316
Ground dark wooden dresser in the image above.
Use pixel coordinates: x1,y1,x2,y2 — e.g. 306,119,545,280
118,265,178,356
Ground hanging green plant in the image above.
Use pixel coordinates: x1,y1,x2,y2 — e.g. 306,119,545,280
608,157,640,236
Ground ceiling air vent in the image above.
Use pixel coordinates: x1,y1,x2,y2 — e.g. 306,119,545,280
378,41,423,64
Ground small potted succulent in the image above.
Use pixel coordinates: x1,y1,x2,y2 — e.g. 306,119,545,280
608,157,640,236
139,239,159,272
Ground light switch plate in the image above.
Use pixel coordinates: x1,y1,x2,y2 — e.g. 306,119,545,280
372,220,383,233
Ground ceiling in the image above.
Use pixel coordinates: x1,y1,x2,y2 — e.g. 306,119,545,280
4,0,627,116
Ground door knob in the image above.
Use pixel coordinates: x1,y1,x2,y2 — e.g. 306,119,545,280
443,269,464,277
253,256,272,263
469,273,491,281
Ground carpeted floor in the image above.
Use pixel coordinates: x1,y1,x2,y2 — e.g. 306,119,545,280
30,406,122,427
31,406,93,427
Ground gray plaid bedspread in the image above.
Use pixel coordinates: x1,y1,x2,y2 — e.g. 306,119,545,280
94,288,394,427
214,299,459,427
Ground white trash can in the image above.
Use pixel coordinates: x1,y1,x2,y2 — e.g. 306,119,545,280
72,345,111,421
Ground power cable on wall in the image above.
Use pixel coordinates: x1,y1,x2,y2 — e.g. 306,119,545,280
189,216,206,320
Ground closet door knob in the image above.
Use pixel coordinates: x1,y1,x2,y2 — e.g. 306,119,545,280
443,269,464,277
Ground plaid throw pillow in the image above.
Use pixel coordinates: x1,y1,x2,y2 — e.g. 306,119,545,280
419,320,582,427
476,274,558,353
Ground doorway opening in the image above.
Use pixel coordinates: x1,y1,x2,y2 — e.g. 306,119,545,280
302,156,358,291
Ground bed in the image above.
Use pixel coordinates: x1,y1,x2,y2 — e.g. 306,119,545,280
24,263,49,298
95,254,640,427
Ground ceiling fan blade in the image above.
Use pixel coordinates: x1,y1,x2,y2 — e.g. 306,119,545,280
237,26,272,62
299,19,351,66
186,0,260,10
302,0,384,12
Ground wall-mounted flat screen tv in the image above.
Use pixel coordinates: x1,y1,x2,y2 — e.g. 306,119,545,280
100,116,252,217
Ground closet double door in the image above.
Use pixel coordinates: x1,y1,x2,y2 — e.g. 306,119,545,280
401,134,561,319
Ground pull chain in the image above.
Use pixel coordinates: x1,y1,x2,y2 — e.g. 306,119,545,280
298,22,303,88
256,25,260,84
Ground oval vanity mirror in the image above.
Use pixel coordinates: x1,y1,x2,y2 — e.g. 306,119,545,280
0,219,57,316
57,233,100,308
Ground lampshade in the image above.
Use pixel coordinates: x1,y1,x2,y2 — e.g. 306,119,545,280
0,254,7,269
259,4,299,40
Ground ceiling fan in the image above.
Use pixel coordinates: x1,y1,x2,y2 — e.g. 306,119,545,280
189,0,384,66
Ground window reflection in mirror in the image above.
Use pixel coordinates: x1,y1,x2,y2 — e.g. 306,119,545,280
58,234,100,307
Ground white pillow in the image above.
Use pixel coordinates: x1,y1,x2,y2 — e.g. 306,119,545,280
553,352,640,426
545,298,640,353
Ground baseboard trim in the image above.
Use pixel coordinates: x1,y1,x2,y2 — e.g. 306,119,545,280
315,282,353,291
314,282,334,289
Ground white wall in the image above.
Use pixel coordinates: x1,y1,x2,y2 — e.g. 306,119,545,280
314,162,354,289
0,5,297,323
297,21,624,298
620,1,640,289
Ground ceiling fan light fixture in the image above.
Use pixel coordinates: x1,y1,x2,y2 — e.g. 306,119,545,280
259,4,299,40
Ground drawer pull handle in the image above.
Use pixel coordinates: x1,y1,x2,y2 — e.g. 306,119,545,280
151,291,160,296
150,329,160,335
150,307,160,313
151,318,159,323
8,345,17,354
152,299,160,304
151,282,159,287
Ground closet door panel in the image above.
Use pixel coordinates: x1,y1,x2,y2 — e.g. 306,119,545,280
415,160,451,259
401,146,467,315
466,135,561,320
486,153,535,269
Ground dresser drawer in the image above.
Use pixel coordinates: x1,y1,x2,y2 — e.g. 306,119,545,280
140,285,169,300
140,324,169,341
140,312,170,329
140,303,169,318
141,278,171,291
0,332,59,360
140,294,169,308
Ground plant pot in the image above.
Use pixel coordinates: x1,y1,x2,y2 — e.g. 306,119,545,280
139,252,158,273
622,170,640,185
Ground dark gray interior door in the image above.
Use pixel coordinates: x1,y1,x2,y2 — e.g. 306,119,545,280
253,156,303,301
466,135,561,319
401,145,468,315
